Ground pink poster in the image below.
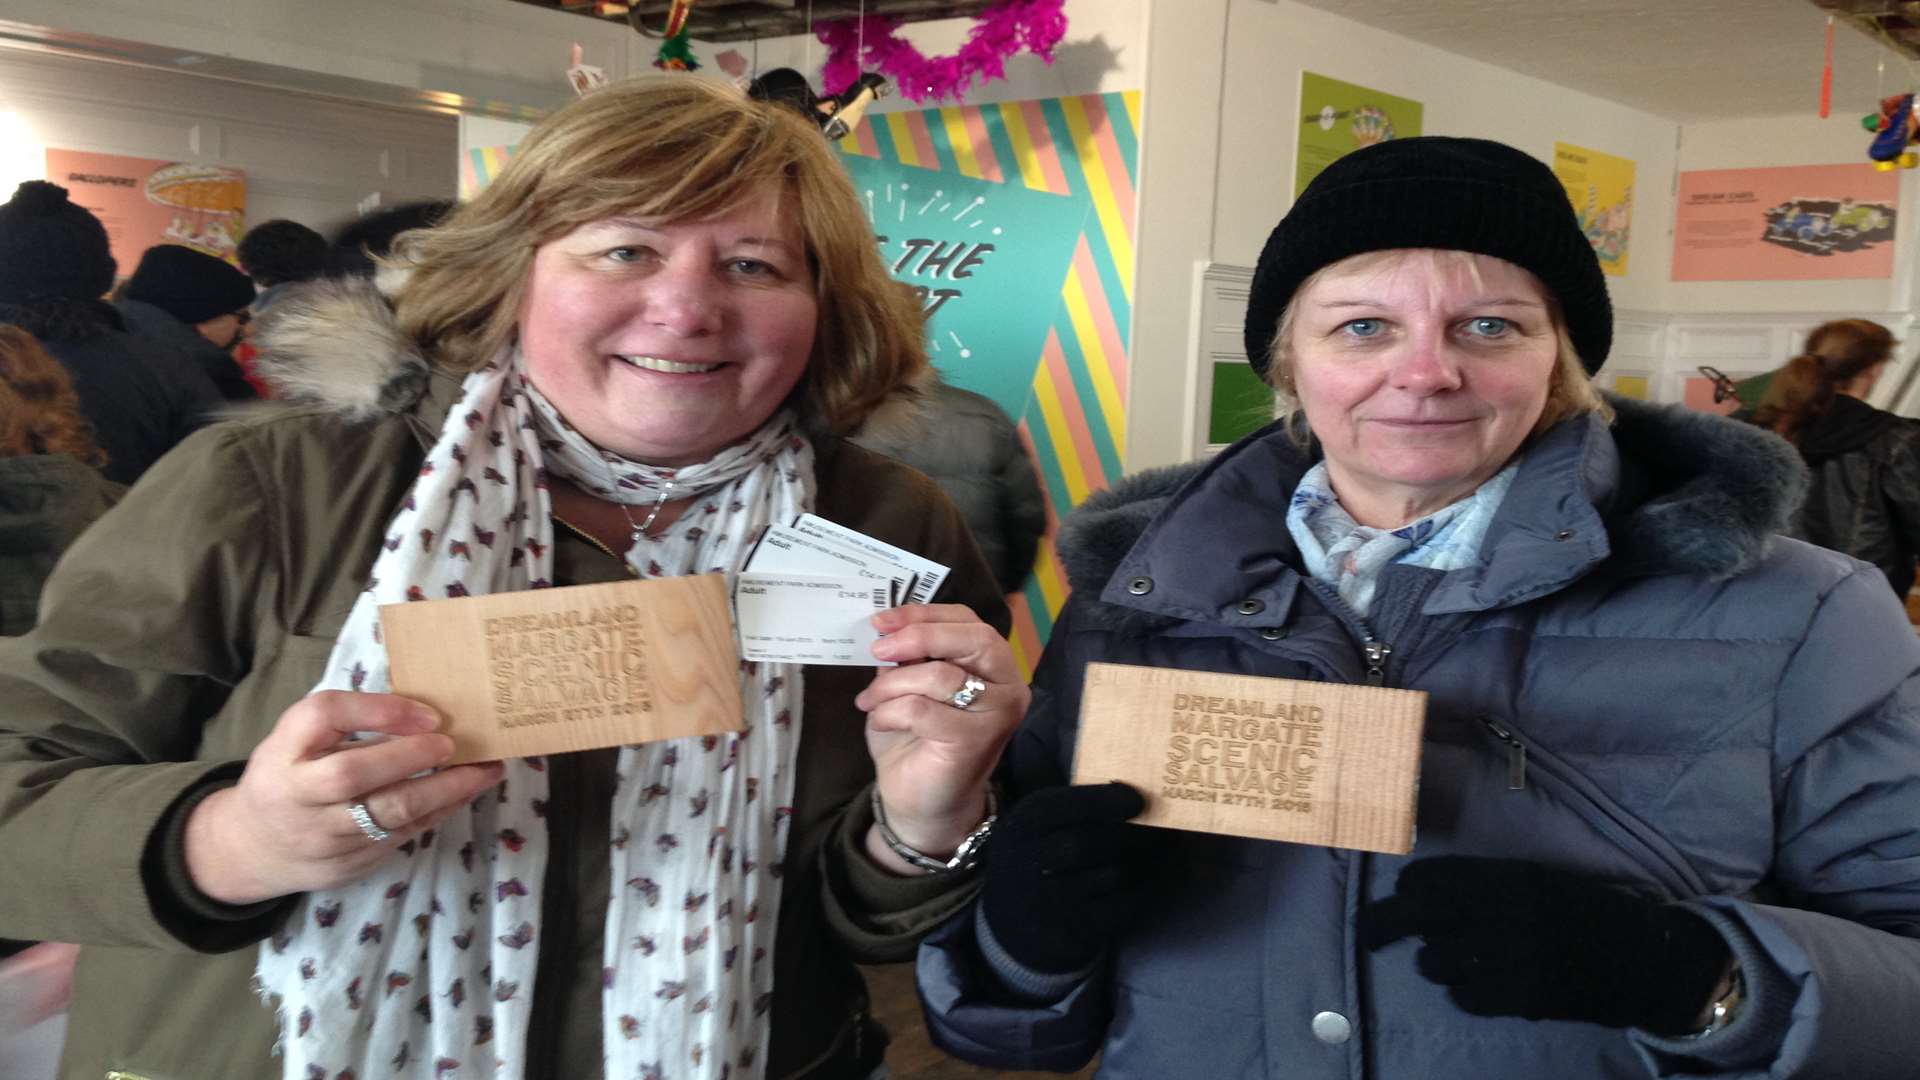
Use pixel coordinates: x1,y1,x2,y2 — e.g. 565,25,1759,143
1672,164,1898,281
43,149,246,275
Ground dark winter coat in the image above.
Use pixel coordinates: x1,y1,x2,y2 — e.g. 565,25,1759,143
0,453,120,635
0,298,222,484
920,399,1920,1079
1787,393,1920,598
116,295,258,403
852,381,1046,594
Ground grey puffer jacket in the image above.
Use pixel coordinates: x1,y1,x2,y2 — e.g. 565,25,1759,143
1788,394,1920,599
920,398,1920,1079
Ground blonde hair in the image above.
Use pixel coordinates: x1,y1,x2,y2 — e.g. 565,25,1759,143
392,75,926,434
1263,249,1612,446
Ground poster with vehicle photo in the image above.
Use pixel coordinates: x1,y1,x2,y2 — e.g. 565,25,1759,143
1671,164,1898,281
1295,72,1424,199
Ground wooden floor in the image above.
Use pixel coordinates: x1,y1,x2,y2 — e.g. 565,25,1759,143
861,963,1096,1080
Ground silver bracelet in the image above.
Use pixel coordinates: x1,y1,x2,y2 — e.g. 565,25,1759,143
870,786,997,874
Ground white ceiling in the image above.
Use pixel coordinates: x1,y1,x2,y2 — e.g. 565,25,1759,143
1289,0,1914,122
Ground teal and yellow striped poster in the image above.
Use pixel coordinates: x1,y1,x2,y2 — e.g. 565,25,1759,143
837,91,1140,675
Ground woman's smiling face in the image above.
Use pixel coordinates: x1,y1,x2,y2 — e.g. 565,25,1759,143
1288,249,1559,527
517,184,818,466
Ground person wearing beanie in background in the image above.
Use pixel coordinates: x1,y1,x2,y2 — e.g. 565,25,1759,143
233,220,329,397
117,243,259,402
920,137,1920,1077
0,181,222,485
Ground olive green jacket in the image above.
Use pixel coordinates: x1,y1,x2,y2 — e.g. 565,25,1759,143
0,453,121,636
0,289,1006,1080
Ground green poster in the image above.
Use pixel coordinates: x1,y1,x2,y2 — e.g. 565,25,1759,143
1295,72,1424,198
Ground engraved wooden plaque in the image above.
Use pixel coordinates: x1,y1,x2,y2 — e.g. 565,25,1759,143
382,575,743,763
1071,661,1427,854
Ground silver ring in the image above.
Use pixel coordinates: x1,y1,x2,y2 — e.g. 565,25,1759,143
948,674,986,710
347,802,391,843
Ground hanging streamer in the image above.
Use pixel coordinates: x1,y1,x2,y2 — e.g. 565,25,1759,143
816,0,1068,103
1821,15,1834,119
647,0,701,71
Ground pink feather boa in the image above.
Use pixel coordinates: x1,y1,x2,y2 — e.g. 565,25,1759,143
816,0,1068,103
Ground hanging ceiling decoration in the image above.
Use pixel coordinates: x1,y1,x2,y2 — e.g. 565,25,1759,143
1811,1,1920,60
507,0,1008,44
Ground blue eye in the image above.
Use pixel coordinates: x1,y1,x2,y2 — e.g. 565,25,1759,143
1465,317,1511,337
1341,318,1384,338
727,258,774,276
606,247,640,263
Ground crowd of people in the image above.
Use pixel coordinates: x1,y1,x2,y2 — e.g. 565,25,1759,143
0,73,1916,1080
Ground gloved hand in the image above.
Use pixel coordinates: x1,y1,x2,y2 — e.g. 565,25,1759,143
1362,856,1731,1035
980,782,1148,975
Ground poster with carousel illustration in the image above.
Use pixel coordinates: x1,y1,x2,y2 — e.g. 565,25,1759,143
1295,72,1424,198
43,149,246,273
1553,142,1634,277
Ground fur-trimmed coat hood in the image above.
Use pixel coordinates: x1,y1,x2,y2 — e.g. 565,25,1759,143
1059,397,1808,632
249,274,929,440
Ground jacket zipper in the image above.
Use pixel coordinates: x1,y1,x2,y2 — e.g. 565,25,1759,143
1475,715,1707,897
1304,580,1395,686
1480,718,1528,790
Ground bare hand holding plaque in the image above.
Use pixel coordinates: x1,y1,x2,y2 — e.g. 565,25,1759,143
381,575,743,763
1070,662,1426,854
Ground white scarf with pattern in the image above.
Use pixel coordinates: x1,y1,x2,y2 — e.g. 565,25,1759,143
257,355,813,1080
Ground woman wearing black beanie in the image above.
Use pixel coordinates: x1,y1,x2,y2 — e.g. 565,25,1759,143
919,136,1920,1078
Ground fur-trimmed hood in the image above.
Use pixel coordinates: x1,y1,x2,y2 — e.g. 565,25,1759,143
249,274,929,440
1060,396,1807,630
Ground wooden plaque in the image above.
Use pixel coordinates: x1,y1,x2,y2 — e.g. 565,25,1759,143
1071,662,1427,854
382,575,743,763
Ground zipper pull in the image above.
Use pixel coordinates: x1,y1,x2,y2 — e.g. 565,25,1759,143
1362,640,1392,684
1481,718,1528,790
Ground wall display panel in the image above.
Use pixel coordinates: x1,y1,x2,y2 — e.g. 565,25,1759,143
1672,164,1900,281
1294,71,1423,199
835,91,1141,674
1553,141,1634,277
45,148,244,268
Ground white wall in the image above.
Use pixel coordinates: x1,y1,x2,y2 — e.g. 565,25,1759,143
0,0,634,116
1130,0,1683,469
0,47,456,235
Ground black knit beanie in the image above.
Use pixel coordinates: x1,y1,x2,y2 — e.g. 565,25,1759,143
1244,136,1612,378
123,244,256,325
0,181,117,305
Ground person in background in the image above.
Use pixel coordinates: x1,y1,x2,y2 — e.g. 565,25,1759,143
237,219,327,313
117,243,260,402
234,220,329,397
325,199,456,280
919,137,1920,1078
0,182,221,485
0,324,119,635
1752,317,1920,599
0,75,1021,1080
853,378,1048,594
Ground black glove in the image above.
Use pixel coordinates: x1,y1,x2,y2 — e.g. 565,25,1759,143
1362,856,1731,1035
980,781,1148,975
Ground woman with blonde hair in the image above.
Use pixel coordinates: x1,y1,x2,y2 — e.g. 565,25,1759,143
0,324,119,636
0,74,1022,1080
1753,317,1920,597
922,137,1920,1078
